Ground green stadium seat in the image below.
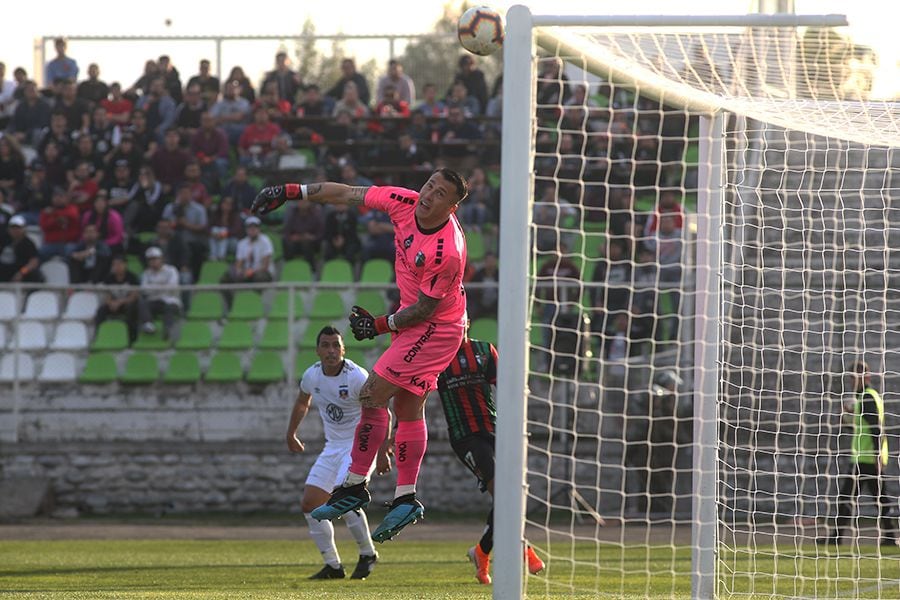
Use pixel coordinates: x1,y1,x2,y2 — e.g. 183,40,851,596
466,230,486,262
79,353,118,384
583,220,607,234
259,320,290,350
198,261,229,284
187,291,225,320
126,255,144,277
164,352,201,384
634,194,657,213
360,258,393,283
469,318,498,346
295,349,321,375
301,319,339,348
270,235,284,261
352,290,388,316
175,321,213,351
91,321,129,351
133,320,169,350
247,351,285,384
269,290,306,320
228,291,264,320
121,352,159,384
344,349,369,369
683,193,698,213
205,352,243,383
320,258,354,283
279,259,313,283
309,291,345,320
217,321,255,350
684,143,700,165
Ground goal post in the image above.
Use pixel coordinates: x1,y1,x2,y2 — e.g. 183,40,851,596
493,6,900,600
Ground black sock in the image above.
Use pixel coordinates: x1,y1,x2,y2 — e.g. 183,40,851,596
479,507,494,554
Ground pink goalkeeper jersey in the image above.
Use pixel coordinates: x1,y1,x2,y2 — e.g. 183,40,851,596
364,186,467,325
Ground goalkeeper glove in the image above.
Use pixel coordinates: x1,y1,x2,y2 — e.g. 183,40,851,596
250,184,303,215
349,305,394,340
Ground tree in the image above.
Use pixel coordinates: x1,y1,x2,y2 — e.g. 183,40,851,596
796,27,878,100
399,2,503,101
292,19,378,97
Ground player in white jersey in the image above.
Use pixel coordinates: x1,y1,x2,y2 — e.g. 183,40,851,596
286,325,391,580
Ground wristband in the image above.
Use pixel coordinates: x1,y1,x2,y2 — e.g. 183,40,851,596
300,184,308,199
285,183,304,199
374,315,392,335
387,313,398,332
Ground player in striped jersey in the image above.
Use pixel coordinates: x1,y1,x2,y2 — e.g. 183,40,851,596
436,323,545,585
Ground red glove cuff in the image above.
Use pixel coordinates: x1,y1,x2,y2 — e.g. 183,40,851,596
374,315,391,335
285,183,301,199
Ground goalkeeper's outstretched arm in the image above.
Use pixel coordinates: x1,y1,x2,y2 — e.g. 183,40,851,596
251,182,371,214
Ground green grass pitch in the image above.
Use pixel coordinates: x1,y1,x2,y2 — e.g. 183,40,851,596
2,537,900,599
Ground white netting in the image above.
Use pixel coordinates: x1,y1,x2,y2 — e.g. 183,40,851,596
510,19,900,600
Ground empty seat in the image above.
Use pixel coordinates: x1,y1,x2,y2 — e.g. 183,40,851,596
62,291,100,320
121,352,159,384
320,258,354,283
352,290,388,316
269,290,305,320
247,351,285,384
175,321,213,351
0,291,17,320
469,317,498,346
309,291,345,319
301,319,340,348
79,353,118,384
360,258,393,283
295,349,321,375
40,259,70,286
279,259,313,283
22,291,60,320
228,291,265,320
217,321,254,350
50,321,89,351
39,352,78,382
91,321,129,351
187,291,225,320
9,321,47,351
205,352,243,383
259,320,290,350
466,230,486,262
198,261,229,284
163,352,202,384
0,353,35,382
126,255,144,277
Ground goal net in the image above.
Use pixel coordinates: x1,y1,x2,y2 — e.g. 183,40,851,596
496,7,900,599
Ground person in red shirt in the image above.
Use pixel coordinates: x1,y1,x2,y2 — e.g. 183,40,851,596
68,160,99,213
643,189,684,236
254,81,292,121
238,107,282,166
39,187,81,260
369,84,410,138
100,82,133,126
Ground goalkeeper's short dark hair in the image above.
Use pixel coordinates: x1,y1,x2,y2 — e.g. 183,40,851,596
436,168,468,203
316,325,343,346
851,360,869,375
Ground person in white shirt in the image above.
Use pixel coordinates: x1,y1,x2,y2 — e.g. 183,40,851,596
221,216,273,285
138,246,181,339
375,59,416,106
286,326,390,580
0,62,18,127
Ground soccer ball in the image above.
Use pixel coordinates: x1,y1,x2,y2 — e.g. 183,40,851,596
457,6,504,56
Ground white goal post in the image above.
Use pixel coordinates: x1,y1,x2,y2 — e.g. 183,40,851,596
492,5,900,600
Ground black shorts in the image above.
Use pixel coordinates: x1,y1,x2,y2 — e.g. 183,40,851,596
450,434,495,493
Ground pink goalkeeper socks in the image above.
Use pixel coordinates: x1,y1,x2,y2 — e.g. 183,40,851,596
394,419,428,487
348,407,390,477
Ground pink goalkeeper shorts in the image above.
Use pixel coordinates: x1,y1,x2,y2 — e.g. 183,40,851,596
374,319,465,395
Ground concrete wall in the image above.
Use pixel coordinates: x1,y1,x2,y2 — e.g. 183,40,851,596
0,383,490,516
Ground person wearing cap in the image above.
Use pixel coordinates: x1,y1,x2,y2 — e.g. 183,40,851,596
819,361,899,547
138,246,181,339
0,215,43,283
220,215,273,290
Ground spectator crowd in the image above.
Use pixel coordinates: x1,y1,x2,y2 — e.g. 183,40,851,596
0,40,695,364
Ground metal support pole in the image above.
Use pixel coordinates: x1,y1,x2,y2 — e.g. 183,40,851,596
692,112,725,599
494,4,534,599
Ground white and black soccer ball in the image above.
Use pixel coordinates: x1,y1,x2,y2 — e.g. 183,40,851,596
457,6,504,56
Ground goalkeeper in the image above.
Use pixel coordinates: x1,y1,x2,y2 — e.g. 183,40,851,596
252,170,469,543
820,361,898,546
436,322,545,585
